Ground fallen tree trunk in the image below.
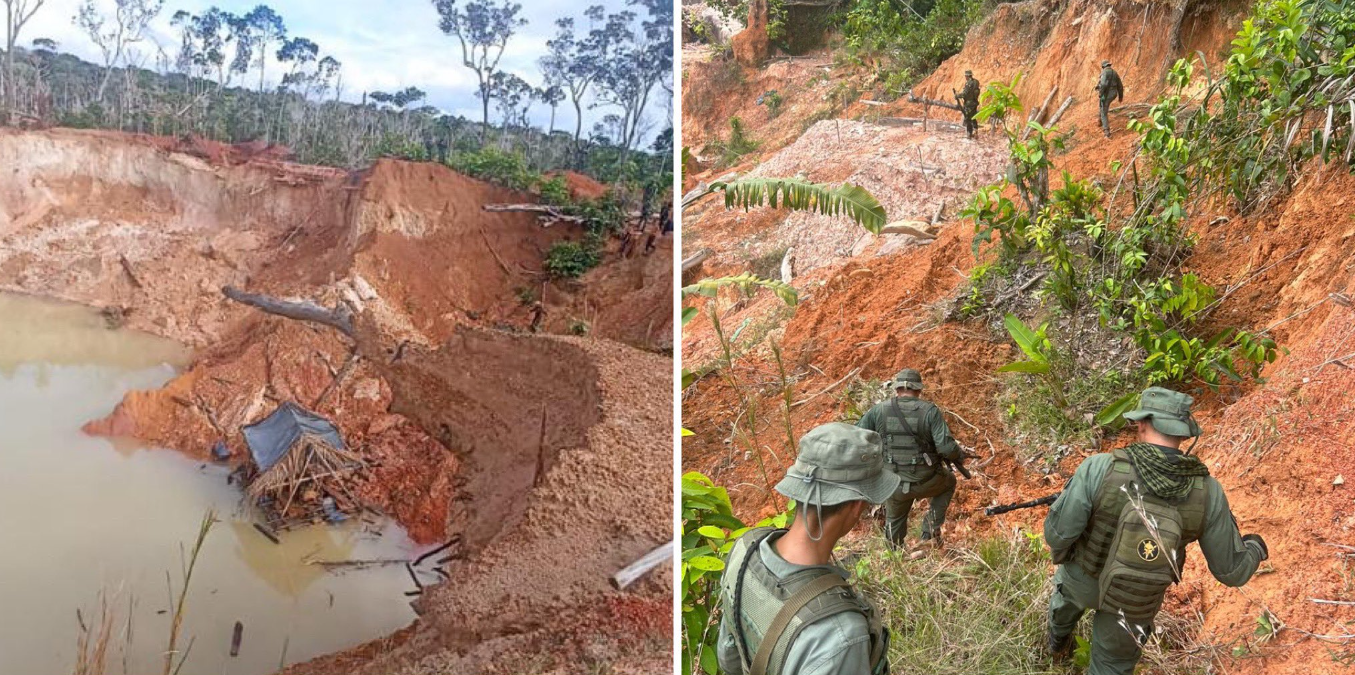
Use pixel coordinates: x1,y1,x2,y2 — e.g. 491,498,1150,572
611,542,673,590
682,250,710,273
1045,95,1075,128
906,91,963,112
222,286,354,337
482,204,585,228
1021,85,1059,140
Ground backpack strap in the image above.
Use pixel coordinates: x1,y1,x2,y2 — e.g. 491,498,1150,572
749,574,851,675
732,527,781,670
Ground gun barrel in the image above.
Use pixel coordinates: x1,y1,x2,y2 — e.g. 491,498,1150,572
984,493,1060,516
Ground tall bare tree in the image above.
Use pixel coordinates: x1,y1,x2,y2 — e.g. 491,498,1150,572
431,0,525,143
75,0,164,103
3,0,46,115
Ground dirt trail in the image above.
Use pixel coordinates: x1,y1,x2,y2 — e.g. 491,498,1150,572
0,127,673,672
683,2,1355,673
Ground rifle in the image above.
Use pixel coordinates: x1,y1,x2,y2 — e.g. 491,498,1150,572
945,452,973,480
984,493,1059,516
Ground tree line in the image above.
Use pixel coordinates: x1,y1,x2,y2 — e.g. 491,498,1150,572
0,0,672,185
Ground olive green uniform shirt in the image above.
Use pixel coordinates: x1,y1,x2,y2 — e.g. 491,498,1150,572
1044,448,1265,602
716,532,874,675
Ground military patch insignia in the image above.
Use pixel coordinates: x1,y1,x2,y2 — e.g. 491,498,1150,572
1137,538,1161,562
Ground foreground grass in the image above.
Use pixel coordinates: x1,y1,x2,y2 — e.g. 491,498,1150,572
838,529,1219,675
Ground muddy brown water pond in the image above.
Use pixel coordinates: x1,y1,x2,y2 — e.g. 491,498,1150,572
0,293,419,674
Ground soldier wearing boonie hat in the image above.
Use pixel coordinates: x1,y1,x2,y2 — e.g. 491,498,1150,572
717,423,896,675
1042,386,1268,675
856,368,964,550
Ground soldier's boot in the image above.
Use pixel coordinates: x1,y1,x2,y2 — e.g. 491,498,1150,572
1047,629,1074,662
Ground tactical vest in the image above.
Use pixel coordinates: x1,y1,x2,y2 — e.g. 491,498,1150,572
1072,448,1208,621
723,527,889,675
880,397,939,482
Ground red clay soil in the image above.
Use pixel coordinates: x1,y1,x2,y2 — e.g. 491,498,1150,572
546,170,611,201
0,127,673,672
683,2,1355,673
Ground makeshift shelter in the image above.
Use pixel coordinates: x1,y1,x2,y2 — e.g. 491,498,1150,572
242,402,366,529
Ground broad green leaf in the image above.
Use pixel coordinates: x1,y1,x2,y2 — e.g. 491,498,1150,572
688,555,726,572
996,360,1050,374
702,178,888,234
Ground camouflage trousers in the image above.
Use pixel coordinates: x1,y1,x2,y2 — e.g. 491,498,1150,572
883,465,955,546
1099,96,1113,136
1048,565,1152,675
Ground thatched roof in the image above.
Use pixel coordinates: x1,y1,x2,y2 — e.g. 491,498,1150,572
243,401,346,472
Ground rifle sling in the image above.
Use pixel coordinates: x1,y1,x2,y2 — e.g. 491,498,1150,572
888,397,935,457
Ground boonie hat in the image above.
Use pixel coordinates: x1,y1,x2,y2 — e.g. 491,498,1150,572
1123,386,1202,438
891,368,924,391
775,423,900,507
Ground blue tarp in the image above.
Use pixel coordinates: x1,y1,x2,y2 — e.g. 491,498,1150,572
241,401,346,473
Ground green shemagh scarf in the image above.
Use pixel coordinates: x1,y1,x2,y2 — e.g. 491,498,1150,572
1123,442,1210,501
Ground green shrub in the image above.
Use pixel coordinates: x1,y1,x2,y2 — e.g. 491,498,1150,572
839,0,991,93
537,175,571,206
448,147,540,191
544,240,602,279
372,133,431,162
705,116,762,169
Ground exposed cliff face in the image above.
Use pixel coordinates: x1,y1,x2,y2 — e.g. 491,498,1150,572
0,127,673,673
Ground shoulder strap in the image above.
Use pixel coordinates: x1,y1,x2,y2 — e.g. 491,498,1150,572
732,527,780,669
889,398,934,453
749,574,851,675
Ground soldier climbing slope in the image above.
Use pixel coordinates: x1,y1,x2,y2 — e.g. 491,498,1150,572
717,423,895,675
1096,60,1125,138
856,369,965,550
1044,386,1268,675
955,70,981,138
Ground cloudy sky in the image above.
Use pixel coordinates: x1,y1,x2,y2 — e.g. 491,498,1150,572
23,0,672,143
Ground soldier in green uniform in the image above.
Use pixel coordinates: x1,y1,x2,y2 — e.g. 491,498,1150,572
955,70,981,138
856,369,963,549
1043,386,1269,675
1096,60,1124,138
717,423,896,675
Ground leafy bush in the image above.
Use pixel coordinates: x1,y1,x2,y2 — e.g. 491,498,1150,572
543,240,602,279
705,116,762,168
372,133,431,162
840,0,992,93
448,147,540,191
537,175,572,206
762,90,785,118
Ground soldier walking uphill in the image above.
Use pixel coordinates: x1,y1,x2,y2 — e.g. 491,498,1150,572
717,423,894,675
856,369,964,549
955,70,981,138
1044,387,1268,675
1096,60,1125,138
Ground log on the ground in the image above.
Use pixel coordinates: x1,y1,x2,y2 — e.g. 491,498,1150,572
482,204,585,228
682,250,710,273
880,220,938,240
611,542,673,590
879,117,963,131
1021,84,1059,140
223,286,354,337
906,91,963,112
1046,95,1075,128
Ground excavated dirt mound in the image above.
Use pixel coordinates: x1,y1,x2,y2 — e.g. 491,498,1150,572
0,127,673,672
287,331,673,675
684,2,1354,673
